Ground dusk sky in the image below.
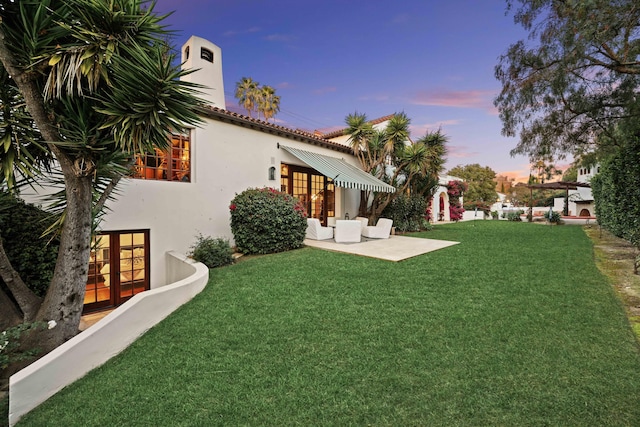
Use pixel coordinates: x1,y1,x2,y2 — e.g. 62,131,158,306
153,0,545,181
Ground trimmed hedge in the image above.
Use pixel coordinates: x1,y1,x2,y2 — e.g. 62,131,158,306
229,188,307,254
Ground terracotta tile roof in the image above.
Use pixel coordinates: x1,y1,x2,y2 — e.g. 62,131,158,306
317,114,396,139
198,106,352,154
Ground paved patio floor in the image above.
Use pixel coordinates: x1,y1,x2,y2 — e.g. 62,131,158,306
304,234,459,261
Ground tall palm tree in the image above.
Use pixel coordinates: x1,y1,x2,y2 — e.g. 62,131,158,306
259,85,280,122
234,77,259,117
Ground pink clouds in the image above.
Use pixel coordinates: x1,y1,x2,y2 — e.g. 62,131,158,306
411,89,495,109
447,144,480,159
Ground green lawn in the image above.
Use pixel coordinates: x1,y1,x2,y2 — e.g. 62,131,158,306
17,221,640,426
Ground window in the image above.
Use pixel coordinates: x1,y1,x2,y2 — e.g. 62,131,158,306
200,47,213,62
133,133,191,182
84,230,150,312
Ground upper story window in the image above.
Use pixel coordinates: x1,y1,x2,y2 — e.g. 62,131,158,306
200,47,213,63
184,46,190,60
133,133,191,182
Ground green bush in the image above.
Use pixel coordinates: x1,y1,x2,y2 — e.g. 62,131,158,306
507,210,524,221
491,210,499,220
189,234,233,268
230,188,307,254
0,192,58,297
381,193,429,232
544,210,562,224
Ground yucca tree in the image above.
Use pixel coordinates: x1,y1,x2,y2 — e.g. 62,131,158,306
0,0,203,363
235,77,260,117
259,85,280,122
409,129,448,199
344,112,448,221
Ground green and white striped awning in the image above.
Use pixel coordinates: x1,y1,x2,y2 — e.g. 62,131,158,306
279,144,396,193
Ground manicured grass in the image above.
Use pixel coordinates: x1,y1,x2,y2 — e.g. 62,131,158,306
18,222,640,426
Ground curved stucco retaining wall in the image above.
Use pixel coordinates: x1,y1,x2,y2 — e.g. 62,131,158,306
8,251,209,426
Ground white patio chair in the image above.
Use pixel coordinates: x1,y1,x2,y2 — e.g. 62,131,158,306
361,218,393,239
355,216,369,231
305,218,333,240
334,220,362,243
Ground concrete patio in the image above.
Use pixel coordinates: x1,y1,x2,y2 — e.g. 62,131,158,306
304,234,459,261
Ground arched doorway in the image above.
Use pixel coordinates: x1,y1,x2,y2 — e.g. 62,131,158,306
579,208,591,217
431,190,449,222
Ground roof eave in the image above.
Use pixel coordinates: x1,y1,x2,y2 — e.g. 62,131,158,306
197,106,352,154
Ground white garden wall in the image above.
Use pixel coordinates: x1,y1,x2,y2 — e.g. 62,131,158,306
8,252,208,427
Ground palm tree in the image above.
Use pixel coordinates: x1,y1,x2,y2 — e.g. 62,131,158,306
259,85,280,122
0,0,203,360
235,77,260,117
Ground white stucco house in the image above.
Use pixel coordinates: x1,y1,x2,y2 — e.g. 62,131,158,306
552,165,598,217
23,36,457,314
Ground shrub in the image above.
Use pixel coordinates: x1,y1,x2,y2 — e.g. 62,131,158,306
507,210,524,221
1,321,51,370
491,210,499,220
544,210,562,224
230,187,307,254
447,180,466,222
381,193,429,232
0,192,59,297
189,234,233,268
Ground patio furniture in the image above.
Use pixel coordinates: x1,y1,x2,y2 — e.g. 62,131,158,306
361,218,393,239
334,220,362,243
355,216,369,230
305,218,334,240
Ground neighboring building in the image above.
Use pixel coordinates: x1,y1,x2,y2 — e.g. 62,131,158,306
553,165,598,217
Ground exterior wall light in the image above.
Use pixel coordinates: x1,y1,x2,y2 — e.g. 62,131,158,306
268,166,276,180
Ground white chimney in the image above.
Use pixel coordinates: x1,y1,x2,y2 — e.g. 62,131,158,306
181,36,225,109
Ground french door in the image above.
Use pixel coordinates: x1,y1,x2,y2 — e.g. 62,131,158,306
281,164,334,225
84,230,150,313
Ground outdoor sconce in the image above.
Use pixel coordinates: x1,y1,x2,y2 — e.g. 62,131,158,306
268,166,276,181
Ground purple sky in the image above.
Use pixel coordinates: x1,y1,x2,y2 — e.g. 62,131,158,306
153,0,544,181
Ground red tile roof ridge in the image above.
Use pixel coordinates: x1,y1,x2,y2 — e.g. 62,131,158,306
199,105,352,153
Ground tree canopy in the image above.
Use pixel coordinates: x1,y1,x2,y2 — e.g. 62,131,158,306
495,0,640,161
0,0,202,366
234,77,280,121
448,164,497,208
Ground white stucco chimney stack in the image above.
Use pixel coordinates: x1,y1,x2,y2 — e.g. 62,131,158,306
181,36,225,110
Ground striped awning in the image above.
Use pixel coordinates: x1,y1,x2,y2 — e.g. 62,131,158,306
279,145,396,193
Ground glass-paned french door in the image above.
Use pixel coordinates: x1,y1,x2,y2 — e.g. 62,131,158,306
84,230,150,313
281,164,335,225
